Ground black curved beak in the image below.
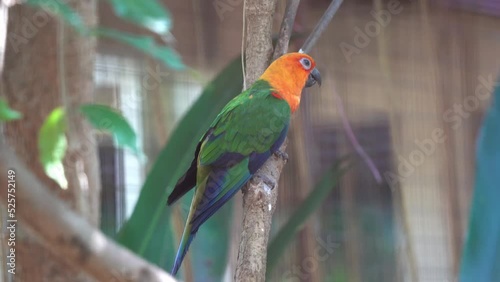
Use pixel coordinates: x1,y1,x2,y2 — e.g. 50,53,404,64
305,68,321,88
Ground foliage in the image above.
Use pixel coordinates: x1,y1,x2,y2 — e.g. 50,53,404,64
106,0,172,34
35,102,135,252
191,202,233,281
38,107,68,188
26,0,85,33
26,0,184,70
38,105,137,188
0,98,22,122
80,104,139,154
92,28,184,70
460,76,500,281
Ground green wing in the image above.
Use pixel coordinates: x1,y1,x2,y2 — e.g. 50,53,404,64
199,80,291,166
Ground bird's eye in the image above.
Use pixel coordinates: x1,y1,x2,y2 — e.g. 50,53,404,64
300,58,311,70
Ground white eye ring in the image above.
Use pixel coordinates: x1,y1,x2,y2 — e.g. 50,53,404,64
300,58,312,70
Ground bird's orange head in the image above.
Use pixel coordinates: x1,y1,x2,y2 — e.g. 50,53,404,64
260,52,321,112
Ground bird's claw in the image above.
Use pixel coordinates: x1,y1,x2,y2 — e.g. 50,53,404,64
252,173,277,190
274,150,289,162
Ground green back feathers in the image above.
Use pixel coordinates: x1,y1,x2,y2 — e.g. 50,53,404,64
199,80,291,166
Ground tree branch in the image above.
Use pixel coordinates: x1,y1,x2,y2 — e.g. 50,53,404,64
272,0,301,60
235,0,278,281
300,0,343,54
0,139,177,282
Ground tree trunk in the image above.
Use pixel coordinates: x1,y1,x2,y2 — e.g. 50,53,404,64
234,0,279,281
1,1,100,281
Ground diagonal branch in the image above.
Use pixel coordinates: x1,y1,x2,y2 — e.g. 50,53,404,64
300,0,344,54
0,138,177,282
273,0,301,60
333,89,383,183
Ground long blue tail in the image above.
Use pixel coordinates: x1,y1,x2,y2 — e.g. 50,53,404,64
171,162,251,275
171,227,196,276
171,174,210,276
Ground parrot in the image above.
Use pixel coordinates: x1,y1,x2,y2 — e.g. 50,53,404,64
167,52,321,276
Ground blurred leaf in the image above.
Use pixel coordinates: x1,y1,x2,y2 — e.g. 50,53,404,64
106,0,171,34
0,98,22,122
80,104,139,154
26,0,87,33
116,57,243,275
154,187,234,280
460,77,500,281
266,157,352,276
191,201,233,281
24,1,181,70
141,207,177,273
93,28,184,70
328,264,349,282
38,107,68,189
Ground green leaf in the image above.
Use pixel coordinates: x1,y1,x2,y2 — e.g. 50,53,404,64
80,104,139,154
26,0,87,33
266,157,352,276
460,76,500,281
38,107,68,189
116,56,243,276
93,28,184,70
191,201,233,280
24,2,183,70
0,98,22,122
141,208,177,272
106,0,172,34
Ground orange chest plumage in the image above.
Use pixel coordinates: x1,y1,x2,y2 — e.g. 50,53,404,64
271,91,300,112
261,67,307,113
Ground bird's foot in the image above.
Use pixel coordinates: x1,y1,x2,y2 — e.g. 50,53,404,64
274,150,289,162
252,173,277,191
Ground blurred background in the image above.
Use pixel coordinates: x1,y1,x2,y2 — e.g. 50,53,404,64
1,0,500,281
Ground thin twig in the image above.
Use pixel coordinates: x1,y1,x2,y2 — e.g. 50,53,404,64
333,90,383,183
300,0,344,53
272,0,301,60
